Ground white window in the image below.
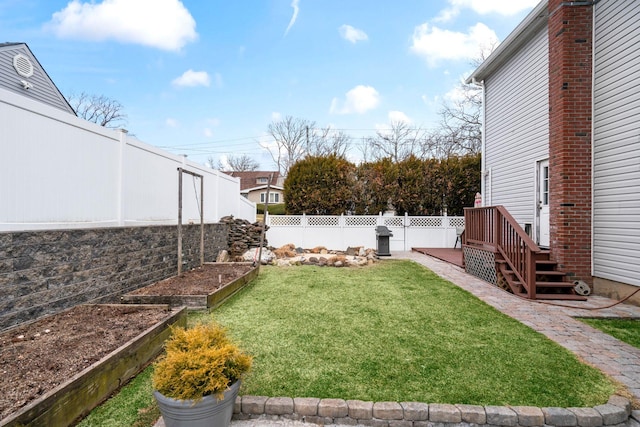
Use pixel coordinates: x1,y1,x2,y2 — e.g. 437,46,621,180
260,192,280,203
257,177,268,184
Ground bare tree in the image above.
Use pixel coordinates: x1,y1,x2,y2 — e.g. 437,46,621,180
209,154,260,171
367,121,425,162
66,92,127,128
437,83,482,157
262,116,314,175
307,127,351,157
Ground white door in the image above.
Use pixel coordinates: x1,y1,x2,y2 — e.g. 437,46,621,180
537,159,550,247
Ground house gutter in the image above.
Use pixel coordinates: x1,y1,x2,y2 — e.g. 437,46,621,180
466,0,549,84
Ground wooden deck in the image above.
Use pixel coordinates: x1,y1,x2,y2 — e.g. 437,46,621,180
411,248,464,268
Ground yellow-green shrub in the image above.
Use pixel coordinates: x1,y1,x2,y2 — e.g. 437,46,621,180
152,323,252,401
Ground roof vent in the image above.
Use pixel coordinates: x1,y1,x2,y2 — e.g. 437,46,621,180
13,53,34,78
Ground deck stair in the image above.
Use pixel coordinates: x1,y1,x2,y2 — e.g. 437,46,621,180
464,205,588,301
497,252,586,300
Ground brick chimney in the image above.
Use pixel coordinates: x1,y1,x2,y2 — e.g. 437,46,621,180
548,0,594,283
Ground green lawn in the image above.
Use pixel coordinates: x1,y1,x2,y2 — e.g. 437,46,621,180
79,260,616,426
193,260,614,407
579,318,640,349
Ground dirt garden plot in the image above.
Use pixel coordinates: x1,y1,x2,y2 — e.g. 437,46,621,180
121,262,258,308
0,304,186,427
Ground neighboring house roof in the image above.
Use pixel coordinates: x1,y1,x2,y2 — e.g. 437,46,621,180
466,1,548,84
0,42,76,114
225,171,283,191
242,184,284,194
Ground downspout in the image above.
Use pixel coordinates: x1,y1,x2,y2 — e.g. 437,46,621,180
590,1,596,277
472,78,487,207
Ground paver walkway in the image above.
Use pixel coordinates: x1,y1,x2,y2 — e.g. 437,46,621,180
394,251,640,402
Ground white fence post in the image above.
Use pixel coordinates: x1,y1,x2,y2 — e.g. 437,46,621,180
404,212,408,251
117,129,127,226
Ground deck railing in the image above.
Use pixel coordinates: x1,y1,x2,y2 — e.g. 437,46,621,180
464,206,540,299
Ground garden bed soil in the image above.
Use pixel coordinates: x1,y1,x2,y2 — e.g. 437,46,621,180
121,262,258,308
126,263,255,295
0,304,185,425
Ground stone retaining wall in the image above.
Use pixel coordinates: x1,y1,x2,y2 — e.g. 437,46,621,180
233,395,639,427
0,223,228,331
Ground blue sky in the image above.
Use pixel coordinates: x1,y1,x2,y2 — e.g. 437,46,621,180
1,0,538,170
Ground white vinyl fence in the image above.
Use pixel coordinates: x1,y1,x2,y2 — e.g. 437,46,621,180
265,213,465,252
0,87,255,231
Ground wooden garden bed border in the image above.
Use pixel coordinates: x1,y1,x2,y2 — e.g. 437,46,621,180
1,304,187,427
120,262,259,309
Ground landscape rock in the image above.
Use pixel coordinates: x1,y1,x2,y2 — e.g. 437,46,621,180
267,244,378,268
216,250,230,263
220,215,268,258
242,248,275,264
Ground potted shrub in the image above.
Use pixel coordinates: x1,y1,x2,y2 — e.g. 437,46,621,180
152,322,252,427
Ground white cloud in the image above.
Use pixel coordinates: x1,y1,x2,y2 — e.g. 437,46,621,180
388,111,412,124
271,112,282,121
339,24,368,44
436,0,538,22
203,128,213,138
284,0,299,36
166,118,179,128
207,117,221,127
410,22,498,67
172,70,211,87
46,0,197,51
329,85,380,115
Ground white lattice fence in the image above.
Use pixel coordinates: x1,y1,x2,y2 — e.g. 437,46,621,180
265,214,464,251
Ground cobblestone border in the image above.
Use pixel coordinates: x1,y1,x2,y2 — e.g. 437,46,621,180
233,395,639,427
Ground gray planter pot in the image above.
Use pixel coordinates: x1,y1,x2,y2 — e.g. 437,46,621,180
154,380,241,427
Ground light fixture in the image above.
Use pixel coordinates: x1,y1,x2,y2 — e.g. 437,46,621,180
20,80,33,90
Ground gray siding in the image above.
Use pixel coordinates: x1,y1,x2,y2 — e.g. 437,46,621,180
0,44,74,114
593,0,640,287
484,26,549,226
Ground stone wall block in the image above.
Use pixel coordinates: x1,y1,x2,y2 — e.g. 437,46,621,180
373,402,404,420
265,397,294,415
401,402,429,421
511,406,545,426
543,407,578,427
429,403,462,423
294,397,320,416
594,404,628,426
457,404,486,424
486,405,518,426
234,396,242,414
607,396,631,416
241,395,269,414
318,398,348,418
348,400,374,420
568,407,603,427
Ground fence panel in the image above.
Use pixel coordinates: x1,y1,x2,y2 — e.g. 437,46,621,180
266,214,463,251
1,92,120,227
0,88,255,231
